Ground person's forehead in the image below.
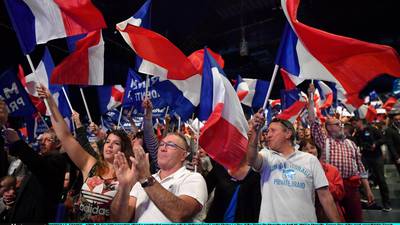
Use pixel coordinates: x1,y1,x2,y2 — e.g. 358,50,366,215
163,134,179,143
107,133,121,141
269,122,285,130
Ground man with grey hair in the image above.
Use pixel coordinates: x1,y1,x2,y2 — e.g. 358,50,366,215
111,132,207,222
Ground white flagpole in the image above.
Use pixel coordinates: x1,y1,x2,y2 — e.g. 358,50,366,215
117,106,124,129
177,116,181,133
100,115,105,129
25,55,52,115
164,106,169,125
145,75,150,98
37,112,50,130
194,118,200,173
61,86,74,113
79,88,93,123
262,64,279,110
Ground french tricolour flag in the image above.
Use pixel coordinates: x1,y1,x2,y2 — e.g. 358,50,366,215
277,88,307,123
314,80,334,111
277,0,400,108
51,30,105,85
97,85,124,115
23,48,71,118
4,0,106,54
198,49,249,170
116,23,203,120
355,104,377,122
234,75,270,110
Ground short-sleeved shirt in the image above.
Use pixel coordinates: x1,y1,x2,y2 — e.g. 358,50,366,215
129,166,208,222
257,149,328,223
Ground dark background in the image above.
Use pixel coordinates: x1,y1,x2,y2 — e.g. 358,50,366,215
0,0,399,123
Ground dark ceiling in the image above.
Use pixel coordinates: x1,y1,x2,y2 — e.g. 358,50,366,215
0,0,399,99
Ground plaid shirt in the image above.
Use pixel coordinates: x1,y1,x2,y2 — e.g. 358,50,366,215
311,122,367,179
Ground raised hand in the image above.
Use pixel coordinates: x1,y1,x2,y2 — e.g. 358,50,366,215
72,111,82,128
3,128,20,144
113,151,138,189
36,83,51,99
132,144,151,181
251,108,266,133
142,97,153,119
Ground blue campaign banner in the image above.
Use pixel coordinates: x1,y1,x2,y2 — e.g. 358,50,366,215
393,79,400,98
123,69,166,118
0,67,36,117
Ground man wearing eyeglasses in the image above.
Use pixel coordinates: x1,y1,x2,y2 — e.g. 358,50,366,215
111,133,208,222
307,84,374,222
247,111,341,223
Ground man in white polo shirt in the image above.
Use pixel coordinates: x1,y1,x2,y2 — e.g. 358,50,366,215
110,133,207,222
247,112,341,223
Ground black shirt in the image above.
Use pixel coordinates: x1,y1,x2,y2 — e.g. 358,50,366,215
205,161,261,222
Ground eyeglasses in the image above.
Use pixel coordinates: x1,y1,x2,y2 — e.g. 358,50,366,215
159,141,186,151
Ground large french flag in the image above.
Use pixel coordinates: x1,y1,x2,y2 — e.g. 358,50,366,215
116,0,152,71
51,30,105,85
97,85,124,115
116,24,203,120
277,88,307,123
4,0,106,54
198,49,249,170
277,0,400,108
234,75,270,110
23,48,71,118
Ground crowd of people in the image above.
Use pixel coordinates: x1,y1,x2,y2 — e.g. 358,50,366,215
0,83,399,223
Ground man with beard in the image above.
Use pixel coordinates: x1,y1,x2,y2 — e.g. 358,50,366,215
307,84,374,222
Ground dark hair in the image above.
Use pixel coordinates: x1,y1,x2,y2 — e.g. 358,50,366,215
97,129,134,176
271,118,296,144
299,139,321,159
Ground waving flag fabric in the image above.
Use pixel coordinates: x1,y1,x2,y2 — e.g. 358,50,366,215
116,24,199,80
4,0,106,54
51,31,105,85
314,80,334,111
97,85,124,115
24,48,71,117
277,0,400,108
277,88,307,123
234,75,270,110
198,49,249,170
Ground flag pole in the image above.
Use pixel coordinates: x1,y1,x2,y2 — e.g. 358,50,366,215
25,54,52,115
177,115,181,133
164,106,169,125
117,106,124,129
262,64,279,110
37,112,50,130
145,75,150,97
79,88,93,123
61,86,74,113
194,118,200,173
